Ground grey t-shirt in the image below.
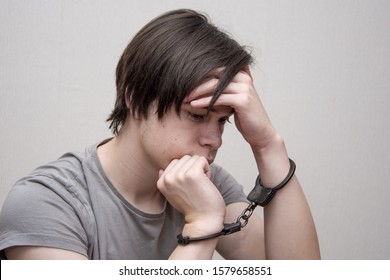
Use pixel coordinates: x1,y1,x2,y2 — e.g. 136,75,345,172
0,140,248,259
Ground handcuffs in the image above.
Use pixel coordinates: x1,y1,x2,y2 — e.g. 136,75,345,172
177,158,296,245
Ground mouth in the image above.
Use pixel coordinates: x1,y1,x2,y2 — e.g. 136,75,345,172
206,153,217,164
207,149,218,165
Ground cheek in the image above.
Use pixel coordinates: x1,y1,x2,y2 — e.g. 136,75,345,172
161,131,195,155
141,124,195,165
161,129,201,163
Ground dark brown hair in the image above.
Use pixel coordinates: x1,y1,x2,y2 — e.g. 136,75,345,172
107,9,253,135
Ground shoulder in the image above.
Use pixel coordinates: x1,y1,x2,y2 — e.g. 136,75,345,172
16,141,101,194
0,144,101,259
4,141,104,216
2,145,97,215
1,142,103,230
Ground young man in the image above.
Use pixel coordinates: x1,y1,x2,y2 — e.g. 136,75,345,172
0,9,320,259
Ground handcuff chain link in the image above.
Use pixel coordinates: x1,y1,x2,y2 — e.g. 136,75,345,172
236,202,257,228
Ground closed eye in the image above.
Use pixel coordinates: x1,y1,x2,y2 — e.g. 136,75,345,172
219,117,231,125
186,111,206,122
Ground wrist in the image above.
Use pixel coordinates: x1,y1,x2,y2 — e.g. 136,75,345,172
170,221,223,259
251,133,291,188
182,219,224,238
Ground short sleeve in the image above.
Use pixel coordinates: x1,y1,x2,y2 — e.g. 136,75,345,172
211,164,248,205
0,176,89,259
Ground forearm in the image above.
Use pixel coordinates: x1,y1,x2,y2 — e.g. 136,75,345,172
252,135,321,259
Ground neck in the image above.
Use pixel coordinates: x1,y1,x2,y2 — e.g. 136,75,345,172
97,125,165,214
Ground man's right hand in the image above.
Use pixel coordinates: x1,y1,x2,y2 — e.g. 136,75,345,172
157,155,226,237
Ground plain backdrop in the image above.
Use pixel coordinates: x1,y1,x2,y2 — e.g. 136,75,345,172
1,0,389,260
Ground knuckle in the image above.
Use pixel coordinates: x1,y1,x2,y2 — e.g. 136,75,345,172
156,177,165,190
241,92,252,106
181,155,191,161
163,173,177,186
184,170,197,183
242,83,252,94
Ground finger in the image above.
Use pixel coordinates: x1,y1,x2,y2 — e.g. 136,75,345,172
192,93,254,114
230,69,253,83
159,157,184,180
186,68,252,103
161,155,204,182
185,78,219,103
193,156,211,178
163,155,192,177
174,155,210,180
185,155,211,179
158,156,190,189
178,155,202,176
189,96,213,108
190,83,245,108
158,155,210,188
161,158,179,175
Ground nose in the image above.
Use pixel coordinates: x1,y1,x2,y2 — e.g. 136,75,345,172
199,122,223,149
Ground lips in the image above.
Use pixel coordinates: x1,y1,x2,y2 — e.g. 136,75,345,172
206,151,217,165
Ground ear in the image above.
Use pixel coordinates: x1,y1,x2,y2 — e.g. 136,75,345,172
125,88,141,119
125,87,131,109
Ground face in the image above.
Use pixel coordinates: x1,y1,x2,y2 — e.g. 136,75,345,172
139,102,233,170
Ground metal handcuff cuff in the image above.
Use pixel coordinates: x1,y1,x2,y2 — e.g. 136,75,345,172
177,158,296,245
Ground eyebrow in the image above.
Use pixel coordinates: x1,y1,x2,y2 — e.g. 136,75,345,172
182,100,234,116
209,108,234,119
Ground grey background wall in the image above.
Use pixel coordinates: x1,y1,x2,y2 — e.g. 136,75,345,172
1,0,389,259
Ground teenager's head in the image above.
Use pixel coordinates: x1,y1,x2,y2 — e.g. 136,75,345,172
107,9,253,135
